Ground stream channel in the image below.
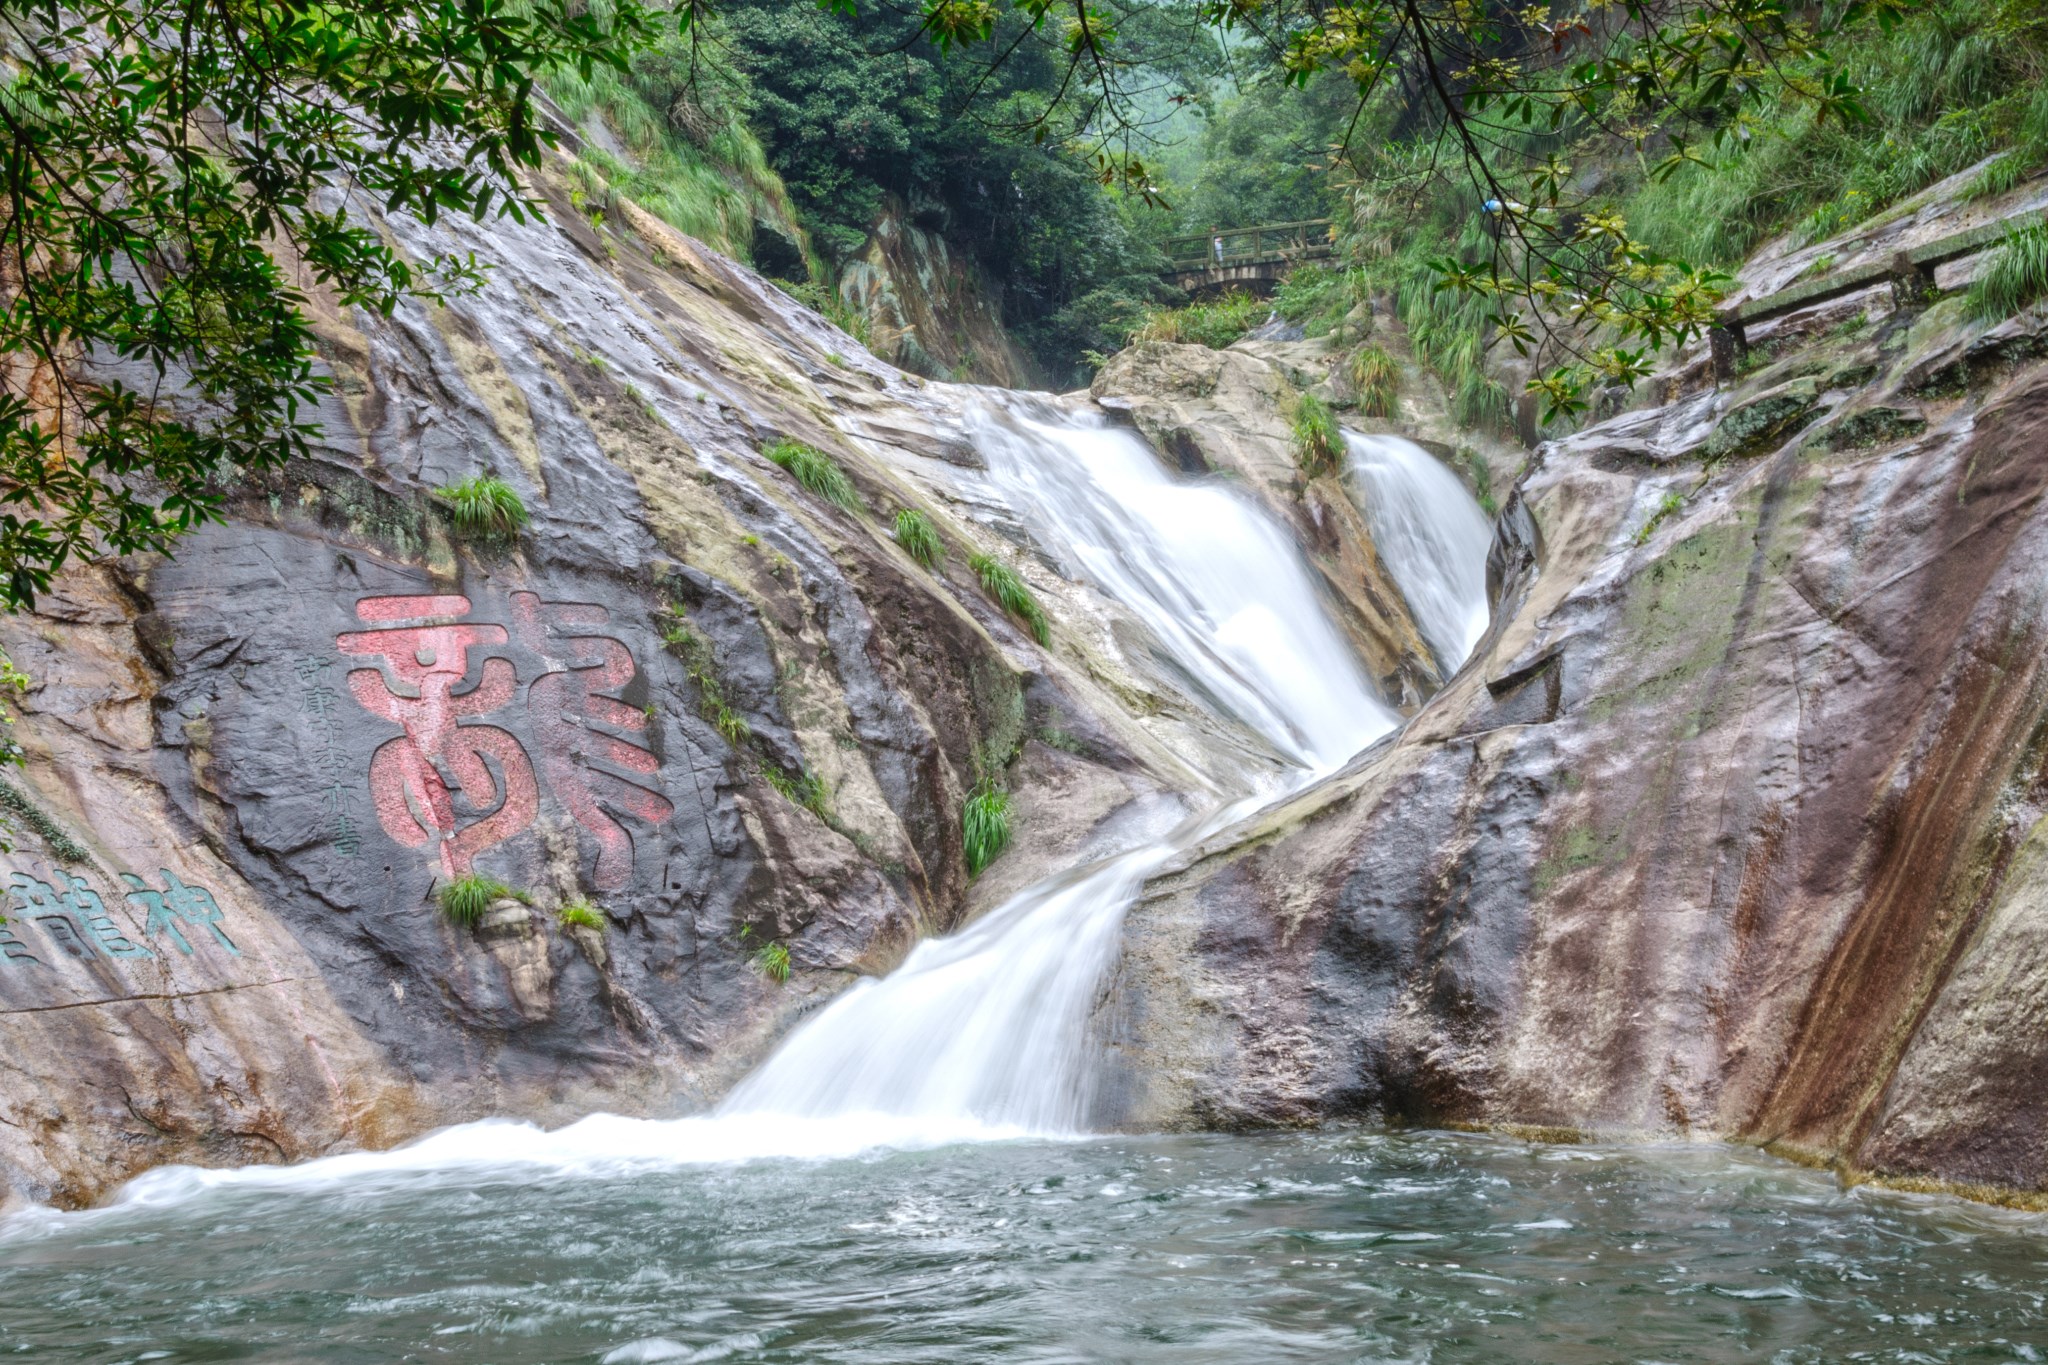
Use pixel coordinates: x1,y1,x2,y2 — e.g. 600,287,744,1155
1,412,2042,1363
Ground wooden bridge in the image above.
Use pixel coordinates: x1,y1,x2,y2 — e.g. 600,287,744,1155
1164,220,1335,294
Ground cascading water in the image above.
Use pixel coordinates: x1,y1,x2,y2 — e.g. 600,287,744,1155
722,403,1402,1131
82,401,1495,1198
1344,430,1495,674
972,407,1400,771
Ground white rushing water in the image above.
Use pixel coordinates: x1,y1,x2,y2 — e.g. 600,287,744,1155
1345,431,1494,673
970,407,1399,771
84,404,1492,1209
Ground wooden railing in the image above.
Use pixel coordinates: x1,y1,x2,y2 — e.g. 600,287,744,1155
1164,219,1335,269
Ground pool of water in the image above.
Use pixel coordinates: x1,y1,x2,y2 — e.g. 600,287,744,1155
2,1129,2043,1363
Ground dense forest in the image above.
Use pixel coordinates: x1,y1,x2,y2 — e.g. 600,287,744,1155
548,0,2048,395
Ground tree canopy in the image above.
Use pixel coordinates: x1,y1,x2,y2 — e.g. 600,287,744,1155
0,0,1924,603
0,0,651,606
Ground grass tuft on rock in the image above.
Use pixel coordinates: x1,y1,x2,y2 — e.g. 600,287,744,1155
1350,344,1399,419
963,784,1012,878
435,475,528,541
439,873,513,926
558,898,607,932
1967,221,2048,322
1292,393,1342,478
764,763,830,820
894,507,944,568
665,612,753,748
764,439,864,514
967,552,1049,645
751,939,791,983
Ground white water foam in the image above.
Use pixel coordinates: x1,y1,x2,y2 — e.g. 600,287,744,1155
974,406,1398,770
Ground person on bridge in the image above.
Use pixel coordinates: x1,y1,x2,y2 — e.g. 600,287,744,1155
1213,230,1224,264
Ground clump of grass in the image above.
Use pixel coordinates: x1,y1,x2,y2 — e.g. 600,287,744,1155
763,439,863,514
753,940,791,982
1292,393,1343,478
558,899,607,932
1967,221,2048,322
739,925,793,982
664,611,752,747
764,763,829,819
894,507,944,568
1128,290,1266,349
439,873,514,926
962,783,1011,878
1632,490,1685,546
435,475,528,541
1350,344,1399,419
967,552,1049,645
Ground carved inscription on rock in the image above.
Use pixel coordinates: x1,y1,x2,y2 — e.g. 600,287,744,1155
0,868,238,973
337,592,672,889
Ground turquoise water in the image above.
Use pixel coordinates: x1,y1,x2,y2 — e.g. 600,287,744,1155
2,1129,2042,1363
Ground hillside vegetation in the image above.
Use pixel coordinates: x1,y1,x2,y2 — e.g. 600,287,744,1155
1126,0,2048,435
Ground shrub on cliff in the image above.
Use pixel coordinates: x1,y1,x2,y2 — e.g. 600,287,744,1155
0,0,653,609
1127,292,1265,350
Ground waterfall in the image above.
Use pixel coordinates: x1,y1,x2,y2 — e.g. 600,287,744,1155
720,407,1481,1136
103,406,1494,1202
969,407,1399,771
1343,431,1495,674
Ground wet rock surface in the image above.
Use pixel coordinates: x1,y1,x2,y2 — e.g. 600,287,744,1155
0,154,1188,1211
1098,254,2048,1203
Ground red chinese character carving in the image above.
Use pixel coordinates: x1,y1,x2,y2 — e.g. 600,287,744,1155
511,592,674,890
339,595,539,879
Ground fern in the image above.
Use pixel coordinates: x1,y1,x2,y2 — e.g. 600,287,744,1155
894,507,944,568
967,552,1050,645
764,439,863,514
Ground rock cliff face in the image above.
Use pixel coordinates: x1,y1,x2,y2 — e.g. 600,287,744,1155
1095,189,2048,1205
838,201,1038,387
0,157,1270,1211
7,131,2048,1215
